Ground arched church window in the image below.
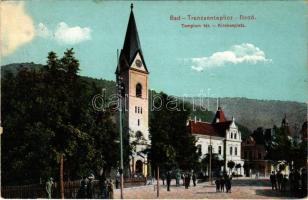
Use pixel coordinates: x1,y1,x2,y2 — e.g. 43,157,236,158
230,146,233,155
136,83,142,97
135,106,137,113
231,133,233,139
137,119,140,126
235,147,238,156
140,107,142,114
234,133,237,139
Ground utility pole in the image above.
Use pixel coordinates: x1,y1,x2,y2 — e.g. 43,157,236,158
209,135,212,185
60,154,64,199
157,166,160,197
117,49,124,199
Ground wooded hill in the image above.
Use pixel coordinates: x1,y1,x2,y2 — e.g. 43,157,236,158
2,62,306,138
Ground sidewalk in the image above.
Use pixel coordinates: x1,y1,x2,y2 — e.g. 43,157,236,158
113,178,296,199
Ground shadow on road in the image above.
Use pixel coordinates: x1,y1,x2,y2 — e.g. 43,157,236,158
195,191,217,194
255,189,297,199
231,178,271,187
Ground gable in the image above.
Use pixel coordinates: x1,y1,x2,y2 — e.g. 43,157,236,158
130,52,148,73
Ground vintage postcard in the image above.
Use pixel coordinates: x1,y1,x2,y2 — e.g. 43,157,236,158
0,0,307,199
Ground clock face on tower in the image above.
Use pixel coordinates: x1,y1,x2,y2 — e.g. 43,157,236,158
135,59,142,68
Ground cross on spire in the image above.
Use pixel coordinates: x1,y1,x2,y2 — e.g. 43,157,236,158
131,3,133,11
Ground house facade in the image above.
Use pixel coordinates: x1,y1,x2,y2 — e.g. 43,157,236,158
241,128,272,177
187,107,244,175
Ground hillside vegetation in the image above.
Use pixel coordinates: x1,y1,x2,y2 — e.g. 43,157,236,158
2,63,306,137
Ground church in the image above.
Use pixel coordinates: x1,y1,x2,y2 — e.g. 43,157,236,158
187,107,244,175
115,4,150,177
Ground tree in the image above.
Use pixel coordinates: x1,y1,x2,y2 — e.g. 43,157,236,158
235,163,242,174
149,92,200,173
227,160,235,174
201,153,224,176
1,50,120,185
265,125,303,169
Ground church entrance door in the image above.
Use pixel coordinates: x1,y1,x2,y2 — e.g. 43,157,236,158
135,160,143,174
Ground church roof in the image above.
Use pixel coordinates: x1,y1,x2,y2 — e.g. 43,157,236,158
187,107,233,137
116,4,148,74
187,120,232,138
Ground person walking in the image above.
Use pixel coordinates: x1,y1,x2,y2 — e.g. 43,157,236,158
277,171,283,191
228,175,233,193
225,175,232,193
184,173,190,189
166,171,171,191
100,174,107,198
175,171,180,187
107,179,114,199
281,175,288,193
192,173,197,187
225,176,229,193
301,168,307,197
270,171,277,191
294,169,300,196
77,177,87,198
45,177,54,199
115,173,120,189
215,178,220,192
161,173,166,186
220,176,225,192
87,174,95,199
289,170,295,194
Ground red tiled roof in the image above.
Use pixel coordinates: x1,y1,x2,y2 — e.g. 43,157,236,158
187,120,231,138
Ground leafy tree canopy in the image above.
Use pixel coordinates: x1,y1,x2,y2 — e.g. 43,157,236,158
1,49,120,185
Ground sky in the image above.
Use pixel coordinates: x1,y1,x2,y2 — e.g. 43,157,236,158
1,0,307,102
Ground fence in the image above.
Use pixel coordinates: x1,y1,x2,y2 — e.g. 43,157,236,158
1,177,146,199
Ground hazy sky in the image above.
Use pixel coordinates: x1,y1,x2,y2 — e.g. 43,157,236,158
1,1,307,102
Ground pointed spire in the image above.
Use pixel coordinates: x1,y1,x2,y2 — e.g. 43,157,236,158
282,113,288,127
122,4,142,65
116,4,149,75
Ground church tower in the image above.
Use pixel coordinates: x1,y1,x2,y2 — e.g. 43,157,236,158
116,4,150,177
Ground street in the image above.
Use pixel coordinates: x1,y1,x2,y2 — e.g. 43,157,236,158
114,177,298,199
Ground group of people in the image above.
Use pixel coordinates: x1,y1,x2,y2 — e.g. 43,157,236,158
270,168,307,197
161,171,197,191
182,172,197,189
76,174,114,199
215,173,232,193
